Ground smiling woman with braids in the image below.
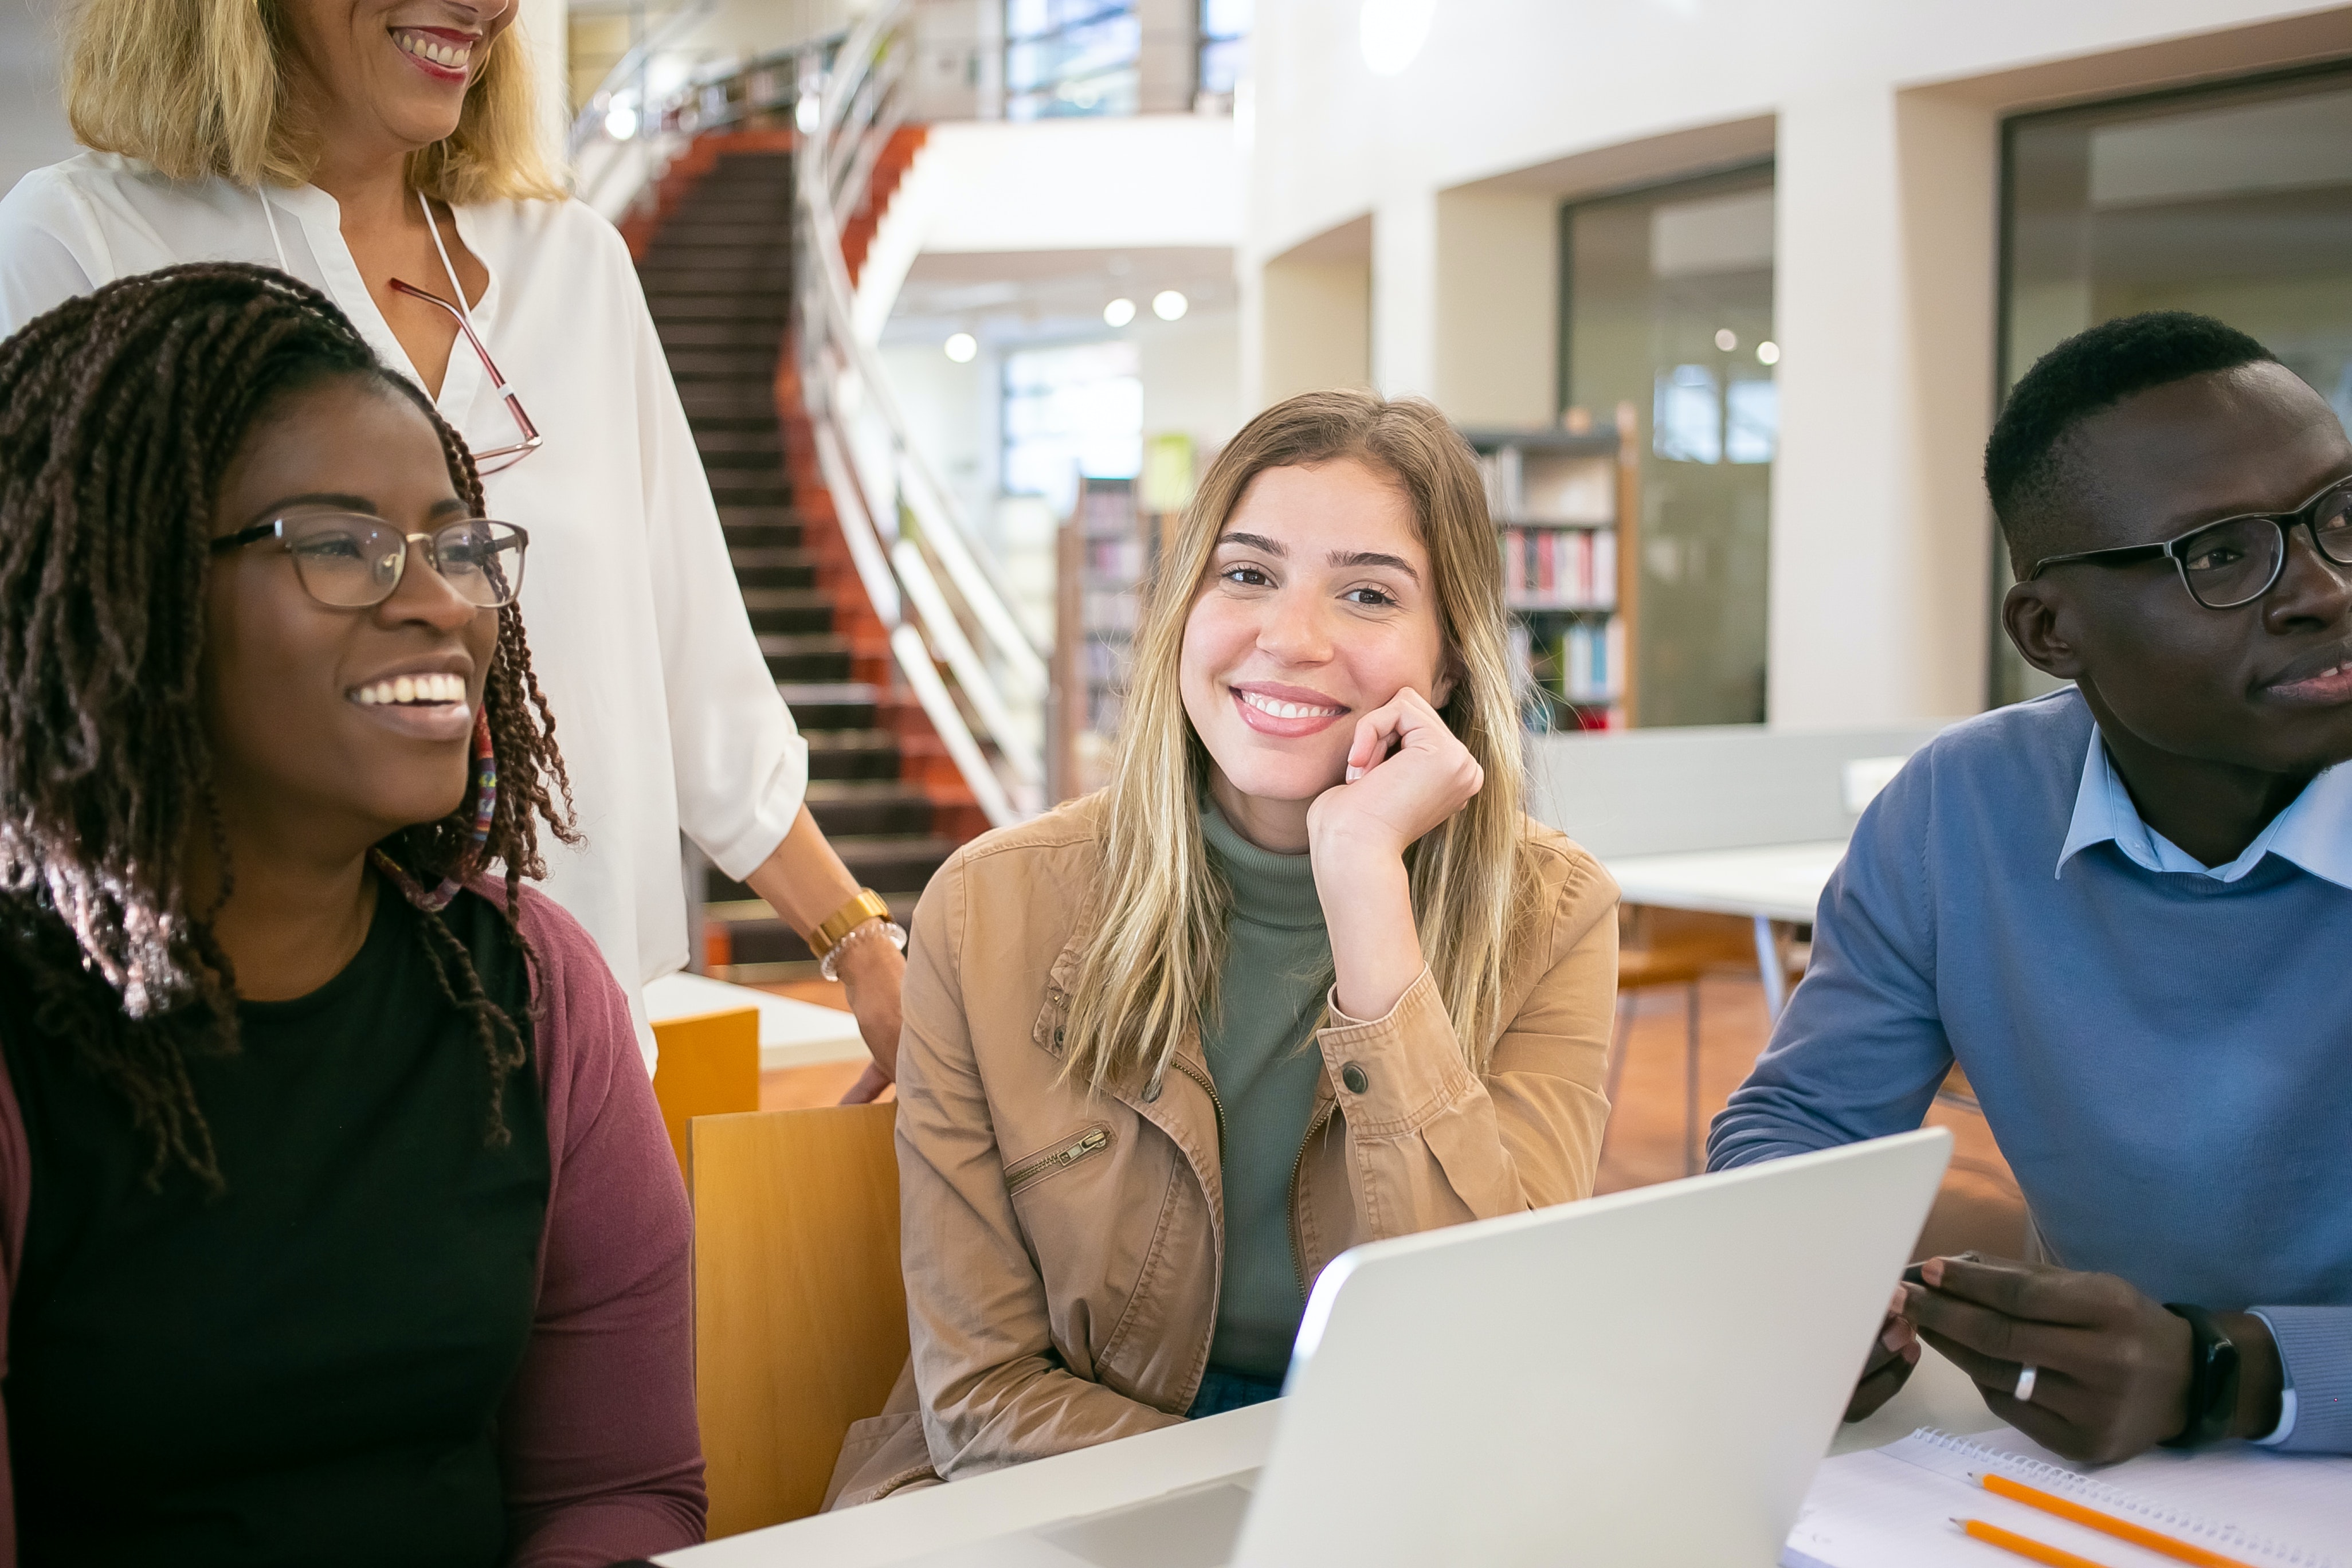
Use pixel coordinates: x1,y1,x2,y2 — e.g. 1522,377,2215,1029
0,265,703,1566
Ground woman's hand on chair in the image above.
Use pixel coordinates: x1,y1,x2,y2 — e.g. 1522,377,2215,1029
834,934,905,1105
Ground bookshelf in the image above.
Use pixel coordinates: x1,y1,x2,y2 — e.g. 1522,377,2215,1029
1050,475,1153,801
1463,407,1641,731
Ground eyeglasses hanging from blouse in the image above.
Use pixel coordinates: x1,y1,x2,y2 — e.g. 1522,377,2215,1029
386,276,543,474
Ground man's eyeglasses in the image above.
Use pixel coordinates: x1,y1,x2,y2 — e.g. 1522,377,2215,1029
211,513,530,610
2027,475,2352,610
387,277,542,475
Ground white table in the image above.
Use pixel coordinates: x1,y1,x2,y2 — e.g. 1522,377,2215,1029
644,970,868,1072
1602,840,1848,1018
656,1354,1997,1566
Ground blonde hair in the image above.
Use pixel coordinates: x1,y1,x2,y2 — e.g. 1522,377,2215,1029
1060,389,1542,1095
62,0,562,203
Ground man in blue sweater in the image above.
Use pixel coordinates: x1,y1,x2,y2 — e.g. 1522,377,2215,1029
1709,312,2352,1463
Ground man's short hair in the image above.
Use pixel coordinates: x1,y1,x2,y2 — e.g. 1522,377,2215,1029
1985,312,2277,573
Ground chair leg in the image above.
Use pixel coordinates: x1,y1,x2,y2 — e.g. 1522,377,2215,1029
1605,991,1631,1105
1683,981,1702,1176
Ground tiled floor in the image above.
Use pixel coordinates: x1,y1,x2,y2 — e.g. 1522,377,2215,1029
759,968,2026,1264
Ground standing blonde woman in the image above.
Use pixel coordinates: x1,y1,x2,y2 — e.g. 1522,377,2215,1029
0,1,907,1087
828,390,1619,1506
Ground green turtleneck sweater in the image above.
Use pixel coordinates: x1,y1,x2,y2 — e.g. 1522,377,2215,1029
1199,802,1334,1382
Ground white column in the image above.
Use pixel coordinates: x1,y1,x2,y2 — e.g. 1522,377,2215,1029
518,0,571,164
1767,82,1997,729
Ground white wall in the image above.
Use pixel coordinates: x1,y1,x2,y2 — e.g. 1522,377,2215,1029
1249,0,2352,727
0,1,76,197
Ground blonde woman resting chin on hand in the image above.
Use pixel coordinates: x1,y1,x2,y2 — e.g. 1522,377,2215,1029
826,390,1620,1508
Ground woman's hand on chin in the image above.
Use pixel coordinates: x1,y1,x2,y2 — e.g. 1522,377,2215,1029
1306,687,1481,1021
1306,687,1483,863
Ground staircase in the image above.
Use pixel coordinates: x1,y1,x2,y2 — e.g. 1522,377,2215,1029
635,136,975,975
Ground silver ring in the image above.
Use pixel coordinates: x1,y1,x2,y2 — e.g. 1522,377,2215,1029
2013,1364,2038,1403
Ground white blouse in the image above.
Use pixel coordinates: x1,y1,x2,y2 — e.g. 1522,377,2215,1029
0,154,810,1066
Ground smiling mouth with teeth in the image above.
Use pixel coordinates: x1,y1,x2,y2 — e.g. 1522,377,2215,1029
1238,689,1344,720
352,672,467,707
393,29,475,72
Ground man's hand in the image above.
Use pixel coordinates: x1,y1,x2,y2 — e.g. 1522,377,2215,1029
1898,1253,2193,1463
1847,1287,1922,1422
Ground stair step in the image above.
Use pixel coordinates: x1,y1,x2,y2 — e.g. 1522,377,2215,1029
805,728,903,779
650,221,789,246
731,547,817,589
705,836,956,905
644,242,792,269
712,479,791,507
651,297,790,324
803,779,935,837
740,587,833,634
779,681,880,730
724,521,802,550
656,320,785,350
695,426,785,455
663,349,779,379
681,387,783,422
758,633,852,682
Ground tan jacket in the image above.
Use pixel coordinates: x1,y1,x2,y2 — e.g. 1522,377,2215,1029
826,794,1618,1507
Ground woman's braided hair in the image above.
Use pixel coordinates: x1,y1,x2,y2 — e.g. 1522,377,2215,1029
0,262,577,1190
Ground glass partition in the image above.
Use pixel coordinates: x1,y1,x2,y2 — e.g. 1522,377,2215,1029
1562,164,1777,727
1994,65,2352,705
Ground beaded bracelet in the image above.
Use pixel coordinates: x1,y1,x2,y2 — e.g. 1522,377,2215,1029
818,916,907,981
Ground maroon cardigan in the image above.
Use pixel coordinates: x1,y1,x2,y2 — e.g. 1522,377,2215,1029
0,884,707,1567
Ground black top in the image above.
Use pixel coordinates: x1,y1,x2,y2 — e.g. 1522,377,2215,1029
2,881,550,1568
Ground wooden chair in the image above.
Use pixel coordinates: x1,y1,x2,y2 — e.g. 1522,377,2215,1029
650,1006,762,1171
1609,908,1770,1174
688,1102,907,1539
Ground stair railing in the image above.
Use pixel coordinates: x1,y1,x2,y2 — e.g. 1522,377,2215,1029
794,0,1050,828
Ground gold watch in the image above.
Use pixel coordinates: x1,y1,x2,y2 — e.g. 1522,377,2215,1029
808,888,893,962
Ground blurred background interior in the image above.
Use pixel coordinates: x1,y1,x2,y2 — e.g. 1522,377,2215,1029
8,0,2350,1240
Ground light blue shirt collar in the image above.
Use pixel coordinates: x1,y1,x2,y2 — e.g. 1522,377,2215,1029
2056,727,2352,890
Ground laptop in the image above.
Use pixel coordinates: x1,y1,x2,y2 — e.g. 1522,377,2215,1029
892,1127,1952,1568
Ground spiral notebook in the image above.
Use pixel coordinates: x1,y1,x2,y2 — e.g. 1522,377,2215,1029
1783,1426,2352,1568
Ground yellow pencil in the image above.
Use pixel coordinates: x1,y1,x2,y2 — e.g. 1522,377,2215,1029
1981,1472,2255,1568
1955,1516,2117,1568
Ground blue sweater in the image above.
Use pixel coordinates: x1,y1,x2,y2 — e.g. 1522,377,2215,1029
1709,689,2352,1452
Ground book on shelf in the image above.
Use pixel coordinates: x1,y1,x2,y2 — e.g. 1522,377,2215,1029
1500,527,1616,610
1561,616,1625,704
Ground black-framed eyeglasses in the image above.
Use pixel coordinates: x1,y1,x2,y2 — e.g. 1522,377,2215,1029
210,513,530,609
386,277,543,475
2028,475,2352,610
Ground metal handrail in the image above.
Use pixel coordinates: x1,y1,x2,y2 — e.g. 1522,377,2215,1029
565,0,721,163
793,0,1050,827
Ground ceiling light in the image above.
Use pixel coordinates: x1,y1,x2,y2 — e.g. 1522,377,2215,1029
604,103,638,142
943,332,977,363
794,94,821,135
1714,328,1738,352
1756,340,1781,365
1359,0,1436,75
1104,297,1137,327
1152,290,1189,321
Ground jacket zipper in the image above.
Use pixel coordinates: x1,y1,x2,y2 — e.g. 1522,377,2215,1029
1170,1053,1227,1154
1285,1099,1338,1298
1005,1126,1112,1193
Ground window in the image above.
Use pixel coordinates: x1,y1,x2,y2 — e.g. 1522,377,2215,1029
1562,167,1777,727
1002,340,1142,517
1197,0,1251,111
1006,0,1140,119
1994,66,2352,705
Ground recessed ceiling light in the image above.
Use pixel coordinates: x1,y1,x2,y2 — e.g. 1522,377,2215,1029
1152,290,1189,321
1714,328,1738,352
1756,340,1781,365
944,332,977,363
1104,297,1137,327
